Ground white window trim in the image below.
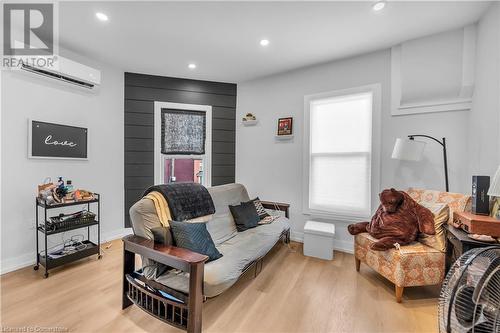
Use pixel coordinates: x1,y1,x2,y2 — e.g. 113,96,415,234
302,84,381,222
154,101,212,186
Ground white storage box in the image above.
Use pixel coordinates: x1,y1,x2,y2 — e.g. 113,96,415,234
303,221,335,260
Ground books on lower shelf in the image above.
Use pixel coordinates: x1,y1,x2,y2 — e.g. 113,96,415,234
43,240,89,259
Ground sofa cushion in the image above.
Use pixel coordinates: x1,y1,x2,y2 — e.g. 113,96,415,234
129,198,163,241
206,183,251,245
229,201,260,231
186,214,213,223
418,202,449,252
169,220,223,262
155,216,290,297
129,199,167,279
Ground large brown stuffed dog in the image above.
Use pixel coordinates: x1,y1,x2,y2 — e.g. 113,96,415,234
348,188,435,251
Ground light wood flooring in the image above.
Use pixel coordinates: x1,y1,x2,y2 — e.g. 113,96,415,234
1,240,440,332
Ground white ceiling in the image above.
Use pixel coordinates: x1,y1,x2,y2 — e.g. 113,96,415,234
58,1,491,83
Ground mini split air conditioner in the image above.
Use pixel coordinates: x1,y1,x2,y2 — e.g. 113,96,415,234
20,55,101,89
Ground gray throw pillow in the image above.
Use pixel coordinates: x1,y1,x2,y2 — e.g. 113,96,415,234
169,220,223,262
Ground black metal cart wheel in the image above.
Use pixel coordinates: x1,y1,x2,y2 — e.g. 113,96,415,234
33,265,39,271
44,272,49,278
98,254,102,259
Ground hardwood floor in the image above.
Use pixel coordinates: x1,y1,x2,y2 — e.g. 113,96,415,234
1,240,440,332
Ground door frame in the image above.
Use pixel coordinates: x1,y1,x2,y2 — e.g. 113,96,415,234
154,101,212,186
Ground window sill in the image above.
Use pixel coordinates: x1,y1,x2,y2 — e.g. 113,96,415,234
303,210,370,223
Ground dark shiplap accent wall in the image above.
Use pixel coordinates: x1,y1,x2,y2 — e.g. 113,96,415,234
124,72,236,227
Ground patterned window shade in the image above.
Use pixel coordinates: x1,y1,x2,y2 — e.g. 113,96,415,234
161,109,206,155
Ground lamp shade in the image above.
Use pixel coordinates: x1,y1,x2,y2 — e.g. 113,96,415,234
487,166,500,196
391,138,426,161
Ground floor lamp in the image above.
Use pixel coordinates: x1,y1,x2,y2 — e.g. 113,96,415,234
391,135,449,192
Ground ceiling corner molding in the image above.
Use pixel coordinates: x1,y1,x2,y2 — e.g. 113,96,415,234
391,25,476,116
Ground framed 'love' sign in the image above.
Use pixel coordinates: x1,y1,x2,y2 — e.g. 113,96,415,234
29,120,88,159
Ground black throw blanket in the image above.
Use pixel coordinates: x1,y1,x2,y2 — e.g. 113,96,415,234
144,183,215,221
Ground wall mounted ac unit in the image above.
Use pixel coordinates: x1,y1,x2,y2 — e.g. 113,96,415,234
20,55,101,89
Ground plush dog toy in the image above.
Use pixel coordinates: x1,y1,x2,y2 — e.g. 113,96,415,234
347,188,435,251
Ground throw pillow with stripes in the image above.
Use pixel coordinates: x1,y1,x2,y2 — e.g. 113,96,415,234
251,197,270,220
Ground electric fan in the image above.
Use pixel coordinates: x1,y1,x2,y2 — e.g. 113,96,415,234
439,246,500,333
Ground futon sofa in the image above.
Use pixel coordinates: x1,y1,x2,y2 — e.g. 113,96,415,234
354,188,471,302
122,183,290,333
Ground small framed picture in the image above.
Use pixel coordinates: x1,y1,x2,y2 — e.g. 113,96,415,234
277,117,293,136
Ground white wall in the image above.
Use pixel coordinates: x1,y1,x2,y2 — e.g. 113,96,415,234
468,3,500,179
0,52,126,273
236,45,475,251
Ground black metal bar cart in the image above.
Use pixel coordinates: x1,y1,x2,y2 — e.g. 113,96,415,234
34,193,101,278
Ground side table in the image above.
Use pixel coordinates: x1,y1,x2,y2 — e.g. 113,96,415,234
443,223,499,273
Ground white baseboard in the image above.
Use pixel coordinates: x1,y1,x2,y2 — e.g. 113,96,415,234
0,252,37,276
0,227,133,275
290,230,305,242
101,227,133,243
290,230,354,254
332,239,354,254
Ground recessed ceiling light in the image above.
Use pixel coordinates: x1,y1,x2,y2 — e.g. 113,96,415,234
188,63,196,69
372,1,386,11
95,12,109,21
260,39,270,47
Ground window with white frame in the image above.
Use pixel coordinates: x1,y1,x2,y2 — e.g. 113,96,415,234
154,102,212,187
304,88,374,218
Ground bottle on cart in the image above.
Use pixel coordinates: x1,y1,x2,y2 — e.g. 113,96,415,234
56,177,68,198
65,180,74,193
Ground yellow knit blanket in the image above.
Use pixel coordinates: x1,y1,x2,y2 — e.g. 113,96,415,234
144,191,172,227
